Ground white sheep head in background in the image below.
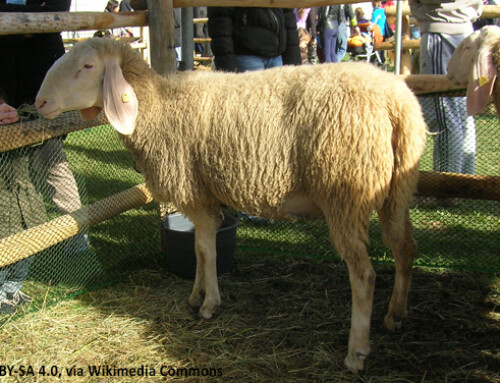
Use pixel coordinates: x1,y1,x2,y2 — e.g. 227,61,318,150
447,25,500,115
36,42,138,135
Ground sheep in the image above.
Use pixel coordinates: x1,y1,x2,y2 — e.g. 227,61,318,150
35,38,427,373
447,25,500,116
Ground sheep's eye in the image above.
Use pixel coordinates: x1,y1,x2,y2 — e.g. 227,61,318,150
83,64,94,69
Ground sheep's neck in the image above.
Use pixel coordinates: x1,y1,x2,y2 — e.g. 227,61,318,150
118,68,182,202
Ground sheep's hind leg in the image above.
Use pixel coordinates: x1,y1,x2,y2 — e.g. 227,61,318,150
378,208,416,331
343,246,376,373
188,213,221,319
327,215,376,373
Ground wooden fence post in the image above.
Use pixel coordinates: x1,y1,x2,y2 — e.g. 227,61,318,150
147,0,176,75
146,0,177,250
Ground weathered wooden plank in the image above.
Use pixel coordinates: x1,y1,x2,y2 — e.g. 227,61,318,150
0,11,147,35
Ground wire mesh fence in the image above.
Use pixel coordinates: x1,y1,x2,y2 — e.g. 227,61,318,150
0,91,498,322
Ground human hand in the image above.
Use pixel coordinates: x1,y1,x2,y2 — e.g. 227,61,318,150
0,102,19,125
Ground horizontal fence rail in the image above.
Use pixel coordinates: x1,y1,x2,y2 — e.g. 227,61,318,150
0,11,147,35
0,111,108,153
0,183,153,269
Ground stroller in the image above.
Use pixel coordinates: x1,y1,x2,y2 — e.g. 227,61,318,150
347,22,384,67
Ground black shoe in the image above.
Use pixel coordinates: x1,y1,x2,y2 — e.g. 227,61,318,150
0,299,16,315
10,291,32,306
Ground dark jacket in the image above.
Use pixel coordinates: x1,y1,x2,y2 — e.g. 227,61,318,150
207,7,301,72
318,5,355,31
0,0,70,108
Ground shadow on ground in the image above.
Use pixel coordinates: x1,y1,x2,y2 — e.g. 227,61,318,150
76,253,499,382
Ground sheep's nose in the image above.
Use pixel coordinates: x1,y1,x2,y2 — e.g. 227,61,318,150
35,98,47,111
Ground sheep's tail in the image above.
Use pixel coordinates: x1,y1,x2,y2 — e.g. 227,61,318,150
383,85,427,230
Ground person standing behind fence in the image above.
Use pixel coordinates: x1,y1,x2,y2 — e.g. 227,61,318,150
294,8,319,64
207,7,301,72
0,86,47,314
317,5,342,63
371,2,385,37
317,5,356,63
409,0,483,179
336,4,356,62
0,0,89,250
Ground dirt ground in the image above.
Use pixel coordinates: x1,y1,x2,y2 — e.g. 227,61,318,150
0,253,498,382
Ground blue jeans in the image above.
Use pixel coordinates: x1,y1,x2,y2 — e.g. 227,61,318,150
335,22,348,62
235,55,283,72
320,28,339,63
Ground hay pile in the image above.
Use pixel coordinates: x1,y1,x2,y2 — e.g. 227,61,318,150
0,253,498,382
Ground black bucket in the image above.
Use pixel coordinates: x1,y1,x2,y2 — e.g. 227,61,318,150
161,213,239,279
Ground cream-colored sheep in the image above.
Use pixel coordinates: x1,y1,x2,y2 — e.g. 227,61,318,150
35,38,427,373
447,25,500,115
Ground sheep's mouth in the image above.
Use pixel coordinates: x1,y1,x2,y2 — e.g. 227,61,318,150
80,106,102,121
40,107,61,119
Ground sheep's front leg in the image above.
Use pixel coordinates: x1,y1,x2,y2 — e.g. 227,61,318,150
188,214,221,319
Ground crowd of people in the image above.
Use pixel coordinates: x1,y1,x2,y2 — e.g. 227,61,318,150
0,0,491,314
205,2,398,70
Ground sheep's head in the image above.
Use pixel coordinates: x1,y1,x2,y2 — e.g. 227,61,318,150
36,38,138,135
447,25,500,115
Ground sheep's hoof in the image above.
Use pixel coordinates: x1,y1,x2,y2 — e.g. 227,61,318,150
384,311,406,331
188,291,205,309
199,303,218,320
344,352,367,373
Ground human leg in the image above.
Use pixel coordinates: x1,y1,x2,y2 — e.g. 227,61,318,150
419,32,476,174
335,23,348,62
0,148,47,313
431,97,476,174
32,138,83,215
321,29,338,63
31,138,89,252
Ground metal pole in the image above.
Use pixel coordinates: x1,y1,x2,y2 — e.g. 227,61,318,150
181,7,194,70
394,0,403,74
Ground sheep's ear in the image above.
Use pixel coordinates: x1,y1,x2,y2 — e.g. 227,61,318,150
467,45,497,115
103,57,138,135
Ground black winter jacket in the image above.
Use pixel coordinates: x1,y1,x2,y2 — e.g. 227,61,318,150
207,7,301,72
0,0,70,107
